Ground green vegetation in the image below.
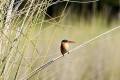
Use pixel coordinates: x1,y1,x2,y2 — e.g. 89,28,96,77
0,0,120,80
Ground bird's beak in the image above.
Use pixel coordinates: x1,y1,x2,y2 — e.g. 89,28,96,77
68,40,75,43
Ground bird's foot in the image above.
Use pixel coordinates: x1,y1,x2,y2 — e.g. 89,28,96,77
67,52,69,54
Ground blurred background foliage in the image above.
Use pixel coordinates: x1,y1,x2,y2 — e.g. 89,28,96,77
0,0,120,80
13,0,119,23
46,0,119,23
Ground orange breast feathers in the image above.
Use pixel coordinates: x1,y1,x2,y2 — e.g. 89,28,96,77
63,42,69,50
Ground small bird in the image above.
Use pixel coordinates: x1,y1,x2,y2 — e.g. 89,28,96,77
60,39,75,56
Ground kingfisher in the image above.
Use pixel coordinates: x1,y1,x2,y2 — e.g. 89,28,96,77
60,39,75,56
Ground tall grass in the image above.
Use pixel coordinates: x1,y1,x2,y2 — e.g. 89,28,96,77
0,0,120,80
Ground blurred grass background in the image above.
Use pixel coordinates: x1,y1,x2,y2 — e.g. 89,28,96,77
0,0,120,80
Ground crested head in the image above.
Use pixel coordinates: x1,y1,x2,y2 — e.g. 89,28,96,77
61,39,75,44
61,39,68,43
